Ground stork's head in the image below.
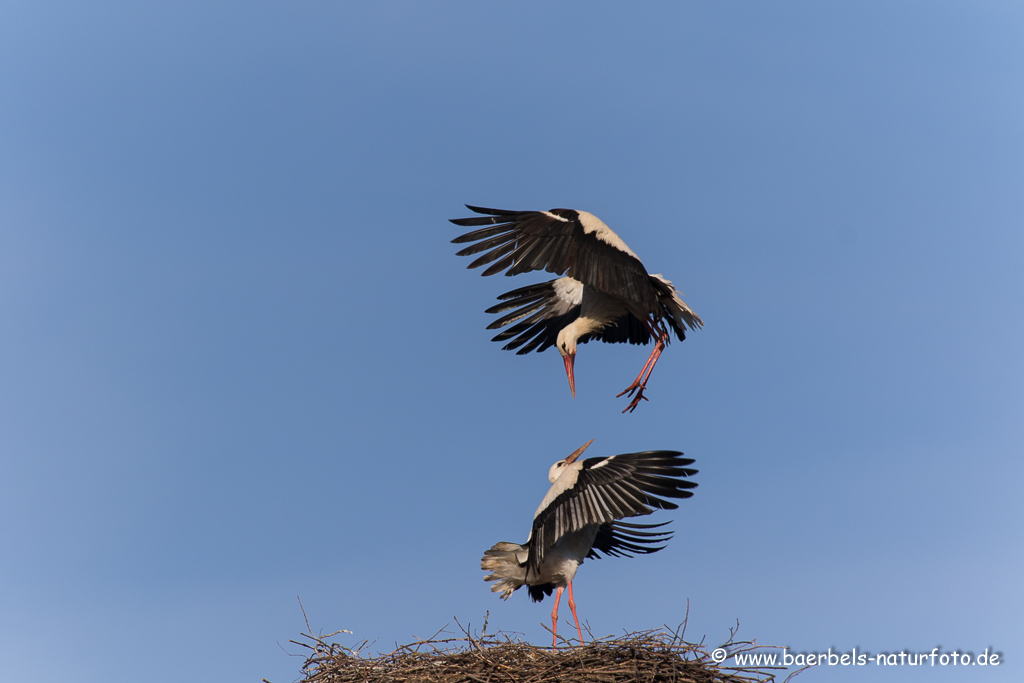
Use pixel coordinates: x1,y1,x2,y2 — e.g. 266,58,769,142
555,327,577,398
548,438,594,483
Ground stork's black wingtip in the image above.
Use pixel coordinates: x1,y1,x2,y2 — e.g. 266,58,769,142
464,205,519,216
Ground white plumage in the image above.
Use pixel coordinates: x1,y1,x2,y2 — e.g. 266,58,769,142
481,439,698,648
450,206,702,412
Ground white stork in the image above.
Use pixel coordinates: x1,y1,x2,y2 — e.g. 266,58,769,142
450,206,703,412
481,439,698,649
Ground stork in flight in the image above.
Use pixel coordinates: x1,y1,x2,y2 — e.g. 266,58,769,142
450,206,703,412
481,439,698,649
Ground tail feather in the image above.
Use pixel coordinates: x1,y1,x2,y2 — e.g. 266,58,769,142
650,274,703,338
481,542,529,600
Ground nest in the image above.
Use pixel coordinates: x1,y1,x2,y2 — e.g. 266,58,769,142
275,607,795,683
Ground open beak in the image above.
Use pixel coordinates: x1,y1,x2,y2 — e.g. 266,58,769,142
563,352,576,398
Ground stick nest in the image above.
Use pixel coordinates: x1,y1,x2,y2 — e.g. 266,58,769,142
279,611,793,683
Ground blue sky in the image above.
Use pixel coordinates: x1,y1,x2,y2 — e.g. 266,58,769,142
2,2,1022,682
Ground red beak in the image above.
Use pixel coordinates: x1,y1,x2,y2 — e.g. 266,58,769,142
563,352,576,398
564,438,594,464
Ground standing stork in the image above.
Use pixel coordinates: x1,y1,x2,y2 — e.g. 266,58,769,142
450,206,703,412
481,439,698,649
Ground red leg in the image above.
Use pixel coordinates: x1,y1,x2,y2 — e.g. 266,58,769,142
617,331,669,412
637,336,667,387
551,586,564,650
567,581,584,644
622,345,659,393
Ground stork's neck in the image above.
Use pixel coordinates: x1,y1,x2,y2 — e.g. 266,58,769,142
557,317,600,354
569,312,611,340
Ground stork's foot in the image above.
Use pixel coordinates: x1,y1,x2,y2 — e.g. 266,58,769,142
616,383,650,413
622,389,649,413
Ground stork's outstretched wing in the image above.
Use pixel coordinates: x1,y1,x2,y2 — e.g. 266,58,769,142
450,206,659,311
587,520,674,559
526,451,697,579
485,278,652,354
